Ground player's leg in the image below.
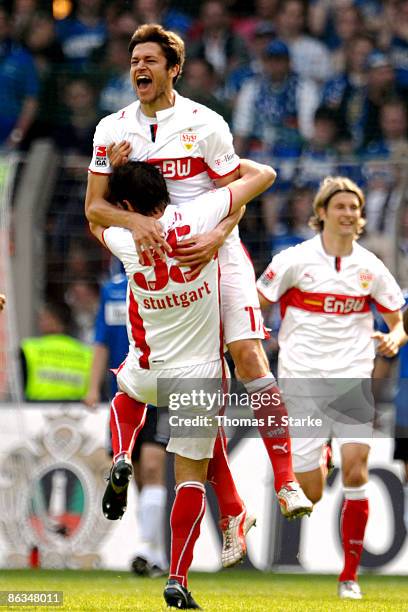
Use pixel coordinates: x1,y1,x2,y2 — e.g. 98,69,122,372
131,406,168,576
133,441,168,576
228,340,312,518
164,439,210,610
164,456,207,609
207,426,256,568
292,436,328,506
220,241,311,515
103,391,147,520
337,441,370,600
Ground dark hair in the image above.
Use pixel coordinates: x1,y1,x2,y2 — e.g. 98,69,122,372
314,105,338,124
128,23,185,84
109,161,170,216
43,301,73,332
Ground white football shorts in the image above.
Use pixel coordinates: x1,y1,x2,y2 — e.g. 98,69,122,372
117,355,229,460
280,378,373,473
219,231,265,345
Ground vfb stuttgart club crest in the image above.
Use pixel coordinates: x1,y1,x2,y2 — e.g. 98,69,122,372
180,130,198,151
0,410,111,569
358,269,374,290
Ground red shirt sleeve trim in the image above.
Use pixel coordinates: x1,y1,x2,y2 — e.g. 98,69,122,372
88,168,111,175
207,163,240,180
373,299,402,314
101,229,108,247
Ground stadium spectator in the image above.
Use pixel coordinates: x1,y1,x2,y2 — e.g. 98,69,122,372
89,157,301,609
231,0,278,43
257,176,406,600
297,105,339,190
11,0,39,40
55,0,107,70
178,57,231,122
106,10,138,40
20,301,92,401
0,5,39,149
86,23,312,581
233,39,315,156
65,279,99,344
388,0,408,89
275,0,332,86
360,51,407,149
364,97,408,158
269,185,315,256
53,78,100,155
132,0,192,38
223,21,275,100
309,0,363,43
187,0,249,78
23,12,65,142
83,267,168,577
0,294,5,311
321,35,374,149
98,36,135,114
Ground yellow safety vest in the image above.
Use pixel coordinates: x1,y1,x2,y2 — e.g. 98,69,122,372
21,334,92,401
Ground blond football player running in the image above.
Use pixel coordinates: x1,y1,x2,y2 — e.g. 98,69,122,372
257,177,406,600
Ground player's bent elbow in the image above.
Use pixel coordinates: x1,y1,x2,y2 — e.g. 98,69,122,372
263,166,277,189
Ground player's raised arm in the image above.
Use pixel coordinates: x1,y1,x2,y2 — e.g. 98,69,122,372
228,159,276,213
175,160,276,275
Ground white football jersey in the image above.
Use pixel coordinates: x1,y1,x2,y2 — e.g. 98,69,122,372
257,235,405,377
103,188,232,370
88,91,239,205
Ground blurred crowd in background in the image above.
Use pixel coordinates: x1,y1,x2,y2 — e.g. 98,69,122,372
1,0,408,368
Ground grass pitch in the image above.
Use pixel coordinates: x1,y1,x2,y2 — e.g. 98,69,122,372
0,570,407,612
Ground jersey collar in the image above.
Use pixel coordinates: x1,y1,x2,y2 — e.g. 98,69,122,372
128,91,180,134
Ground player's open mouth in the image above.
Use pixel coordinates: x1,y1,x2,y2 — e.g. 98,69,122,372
136,76,153,92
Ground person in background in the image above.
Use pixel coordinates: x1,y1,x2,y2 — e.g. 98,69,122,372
257,176,406,600
20,301,92,401
55,0,107,70
83,265,168,577
0,6,39,149
0,294,5,311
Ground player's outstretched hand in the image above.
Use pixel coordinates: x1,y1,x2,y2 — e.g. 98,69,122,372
131,213,171,264
173,230,222,279
0,294,5,311
372,331,400,358
107,141,132,167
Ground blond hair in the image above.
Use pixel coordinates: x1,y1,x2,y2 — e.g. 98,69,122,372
308,176,366,237
128,24,185,84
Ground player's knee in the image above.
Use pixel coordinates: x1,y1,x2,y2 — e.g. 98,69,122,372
230,341,269,379
141,463,163,485
295,471,324,504
303,485,323,505
342,463,368,487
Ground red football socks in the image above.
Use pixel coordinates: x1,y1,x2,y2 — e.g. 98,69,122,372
339,496,369,582
244,375,295,492
110,392,147,460
169,482,206,588
207,428,245,517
